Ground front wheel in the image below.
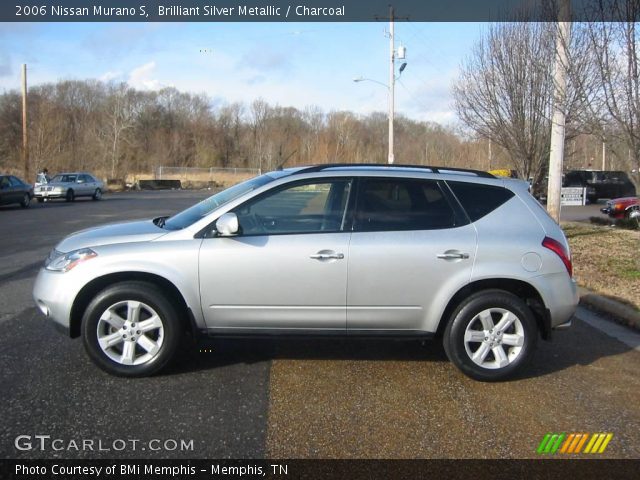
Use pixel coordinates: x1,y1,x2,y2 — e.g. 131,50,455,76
81,282,183,377
443,290,538,381
626,208,639,228
20,193,30,208
65,189,75,202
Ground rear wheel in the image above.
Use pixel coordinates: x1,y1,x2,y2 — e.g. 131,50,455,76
65,189,75,202
20,193,30,208
443,290,538,381
92,188,102,201
81,281,183,377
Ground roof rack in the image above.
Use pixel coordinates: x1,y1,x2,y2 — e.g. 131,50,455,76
292,163,495,178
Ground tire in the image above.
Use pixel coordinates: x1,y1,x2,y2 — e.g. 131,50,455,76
20,193,30,208
443,289,538,382
626,208,640,228
37,198,44,204
65,189,75,202
92,188,102,201
81,281,183,377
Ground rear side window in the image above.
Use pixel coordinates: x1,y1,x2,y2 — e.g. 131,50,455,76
355,178,460,231
448,181,514,222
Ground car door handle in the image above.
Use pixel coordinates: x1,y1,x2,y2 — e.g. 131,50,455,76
310,252,344,260
437,251,470,260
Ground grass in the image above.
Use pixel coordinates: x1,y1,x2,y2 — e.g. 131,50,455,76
562,222,640,311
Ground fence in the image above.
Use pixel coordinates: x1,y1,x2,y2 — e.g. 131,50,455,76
156,166,261,181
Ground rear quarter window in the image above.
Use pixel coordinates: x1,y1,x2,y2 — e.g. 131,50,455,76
448,181,515,222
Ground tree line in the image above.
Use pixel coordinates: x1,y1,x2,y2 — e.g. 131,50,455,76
0,80,503,180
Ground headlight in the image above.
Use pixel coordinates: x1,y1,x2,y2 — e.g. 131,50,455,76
45,248,97,272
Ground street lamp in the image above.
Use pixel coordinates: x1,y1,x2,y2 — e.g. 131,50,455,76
353,59,407,165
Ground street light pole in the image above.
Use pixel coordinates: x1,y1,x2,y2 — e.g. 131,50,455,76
388,5,395,164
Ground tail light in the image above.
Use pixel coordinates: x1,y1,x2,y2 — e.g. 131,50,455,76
542,236,573,277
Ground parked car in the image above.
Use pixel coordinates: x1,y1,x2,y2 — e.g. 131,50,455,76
33,172,104,203
33,164,578,381
0,174,33,208
563,170,636,203
600,196,640,222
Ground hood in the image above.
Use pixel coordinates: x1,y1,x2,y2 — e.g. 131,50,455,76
609,196,639,205
56,219,167,252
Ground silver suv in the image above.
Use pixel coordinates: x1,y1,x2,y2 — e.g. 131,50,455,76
33,165,577,381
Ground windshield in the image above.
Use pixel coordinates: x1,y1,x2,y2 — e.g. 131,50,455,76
163,174,277,230
51,174,77,183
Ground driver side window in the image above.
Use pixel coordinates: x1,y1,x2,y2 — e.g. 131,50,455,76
233,179,352,236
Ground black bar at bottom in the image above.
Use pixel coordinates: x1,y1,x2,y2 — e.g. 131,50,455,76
2,459,639,480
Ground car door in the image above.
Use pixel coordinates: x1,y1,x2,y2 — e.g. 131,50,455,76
9,177,26,202
346,177,477,333
199,177,354,331
83,174,97,195
0,177,10,205
75,174,88,196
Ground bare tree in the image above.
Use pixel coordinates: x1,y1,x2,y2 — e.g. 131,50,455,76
580,0,640,184
453,22,559,183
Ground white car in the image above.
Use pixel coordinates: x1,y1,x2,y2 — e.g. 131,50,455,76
34,172,104,203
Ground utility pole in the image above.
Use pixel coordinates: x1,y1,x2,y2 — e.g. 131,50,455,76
388,5,395,164
601,140,606,170
546,0,571,223
373,5,407,165
21,64,29,181
488,139,493,170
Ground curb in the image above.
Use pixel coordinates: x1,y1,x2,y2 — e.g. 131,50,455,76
578,287,640,331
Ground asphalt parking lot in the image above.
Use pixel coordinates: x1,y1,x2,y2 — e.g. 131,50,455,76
0,192,638,459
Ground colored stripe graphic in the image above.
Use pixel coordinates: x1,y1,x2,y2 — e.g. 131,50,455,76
537,433,612,454
598,433,613,453
537,434,551,454
560,434,575,453
574,433,589,453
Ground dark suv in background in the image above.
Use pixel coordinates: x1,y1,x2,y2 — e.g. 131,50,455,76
563,170,636,203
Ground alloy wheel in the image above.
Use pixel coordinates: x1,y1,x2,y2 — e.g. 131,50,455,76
96,300,165,366
463,307,525,370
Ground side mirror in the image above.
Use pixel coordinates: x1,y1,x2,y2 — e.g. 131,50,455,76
215,212,239,236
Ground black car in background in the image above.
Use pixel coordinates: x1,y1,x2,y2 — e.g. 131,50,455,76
563,170,636,203
0,175,33,208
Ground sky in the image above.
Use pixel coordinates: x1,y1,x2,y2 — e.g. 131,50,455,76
0,22,484,124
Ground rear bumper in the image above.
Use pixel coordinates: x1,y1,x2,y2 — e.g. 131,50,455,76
530,273,579,329
553,319,573,330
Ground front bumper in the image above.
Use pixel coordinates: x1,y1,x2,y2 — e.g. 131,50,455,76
32,267,81,335
34,191,65,199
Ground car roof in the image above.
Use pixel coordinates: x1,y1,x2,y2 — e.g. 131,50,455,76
280,163,495,179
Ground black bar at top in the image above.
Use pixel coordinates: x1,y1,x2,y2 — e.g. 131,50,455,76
2,1,638,22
